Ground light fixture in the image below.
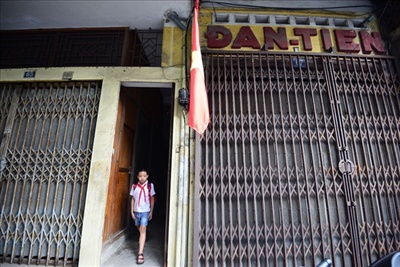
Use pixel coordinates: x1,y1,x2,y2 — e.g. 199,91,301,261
178,88,189,111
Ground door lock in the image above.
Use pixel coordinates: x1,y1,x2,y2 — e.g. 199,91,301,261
338,159,355,175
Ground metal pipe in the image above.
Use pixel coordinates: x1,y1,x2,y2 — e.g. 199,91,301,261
167,11,187,31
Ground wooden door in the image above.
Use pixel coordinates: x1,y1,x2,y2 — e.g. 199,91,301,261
103,89,137,241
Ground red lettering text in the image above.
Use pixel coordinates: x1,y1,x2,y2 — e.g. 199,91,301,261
320,29,333,52
263,27,288,50
205,26,232,48
232,26,261,49
294,28,317,51
334,30,360,53
205,25,385,55
359,31,385,55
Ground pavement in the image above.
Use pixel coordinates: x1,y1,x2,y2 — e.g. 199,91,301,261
101,222,165,267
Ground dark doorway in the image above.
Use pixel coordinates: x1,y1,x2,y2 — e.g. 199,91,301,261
102,85,173,266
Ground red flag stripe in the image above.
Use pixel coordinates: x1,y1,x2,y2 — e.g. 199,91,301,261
188,0,210,135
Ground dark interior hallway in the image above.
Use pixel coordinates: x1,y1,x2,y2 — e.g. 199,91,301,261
101,86,172,267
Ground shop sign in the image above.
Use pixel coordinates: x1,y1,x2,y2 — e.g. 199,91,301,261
205,25,385,55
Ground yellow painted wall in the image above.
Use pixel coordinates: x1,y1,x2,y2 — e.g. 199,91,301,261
162,25,186,67
160,22,196,267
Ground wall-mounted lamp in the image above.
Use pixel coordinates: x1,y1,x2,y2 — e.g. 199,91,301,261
178,88,189,111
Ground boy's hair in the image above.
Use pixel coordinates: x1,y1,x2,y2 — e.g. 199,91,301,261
136,168,148,175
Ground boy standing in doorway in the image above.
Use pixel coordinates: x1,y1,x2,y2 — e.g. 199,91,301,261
130,169,156,265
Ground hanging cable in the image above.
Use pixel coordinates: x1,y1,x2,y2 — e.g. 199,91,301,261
201,0,373,16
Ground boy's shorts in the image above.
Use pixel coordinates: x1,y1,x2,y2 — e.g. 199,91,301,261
134,212,150,226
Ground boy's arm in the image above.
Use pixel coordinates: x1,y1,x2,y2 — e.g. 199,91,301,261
149,196,155,220
131,197,136,219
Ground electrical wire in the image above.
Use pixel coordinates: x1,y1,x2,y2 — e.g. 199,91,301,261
200,0,373,17
185,5,196,90
377,0,391,24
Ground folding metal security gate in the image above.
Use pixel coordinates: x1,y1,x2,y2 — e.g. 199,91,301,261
193,52,400,267
0,81,101,266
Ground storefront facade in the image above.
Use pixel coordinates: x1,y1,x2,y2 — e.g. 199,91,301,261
192,6,400,267
1,2,399,267
0,25,188,266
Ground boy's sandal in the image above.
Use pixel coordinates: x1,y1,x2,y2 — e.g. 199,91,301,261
137,253,145,265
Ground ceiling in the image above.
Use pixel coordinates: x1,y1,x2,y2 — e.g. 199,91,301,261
0,0,191,30
1,0,379,31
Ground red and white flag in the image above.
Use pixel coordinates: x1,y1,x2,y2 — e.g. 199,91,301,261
188,0,210,135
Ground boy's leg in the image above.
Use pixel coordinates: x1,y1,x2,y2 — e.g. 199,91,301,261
138,225,147,254
135,212,149,255
134,212,148,264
